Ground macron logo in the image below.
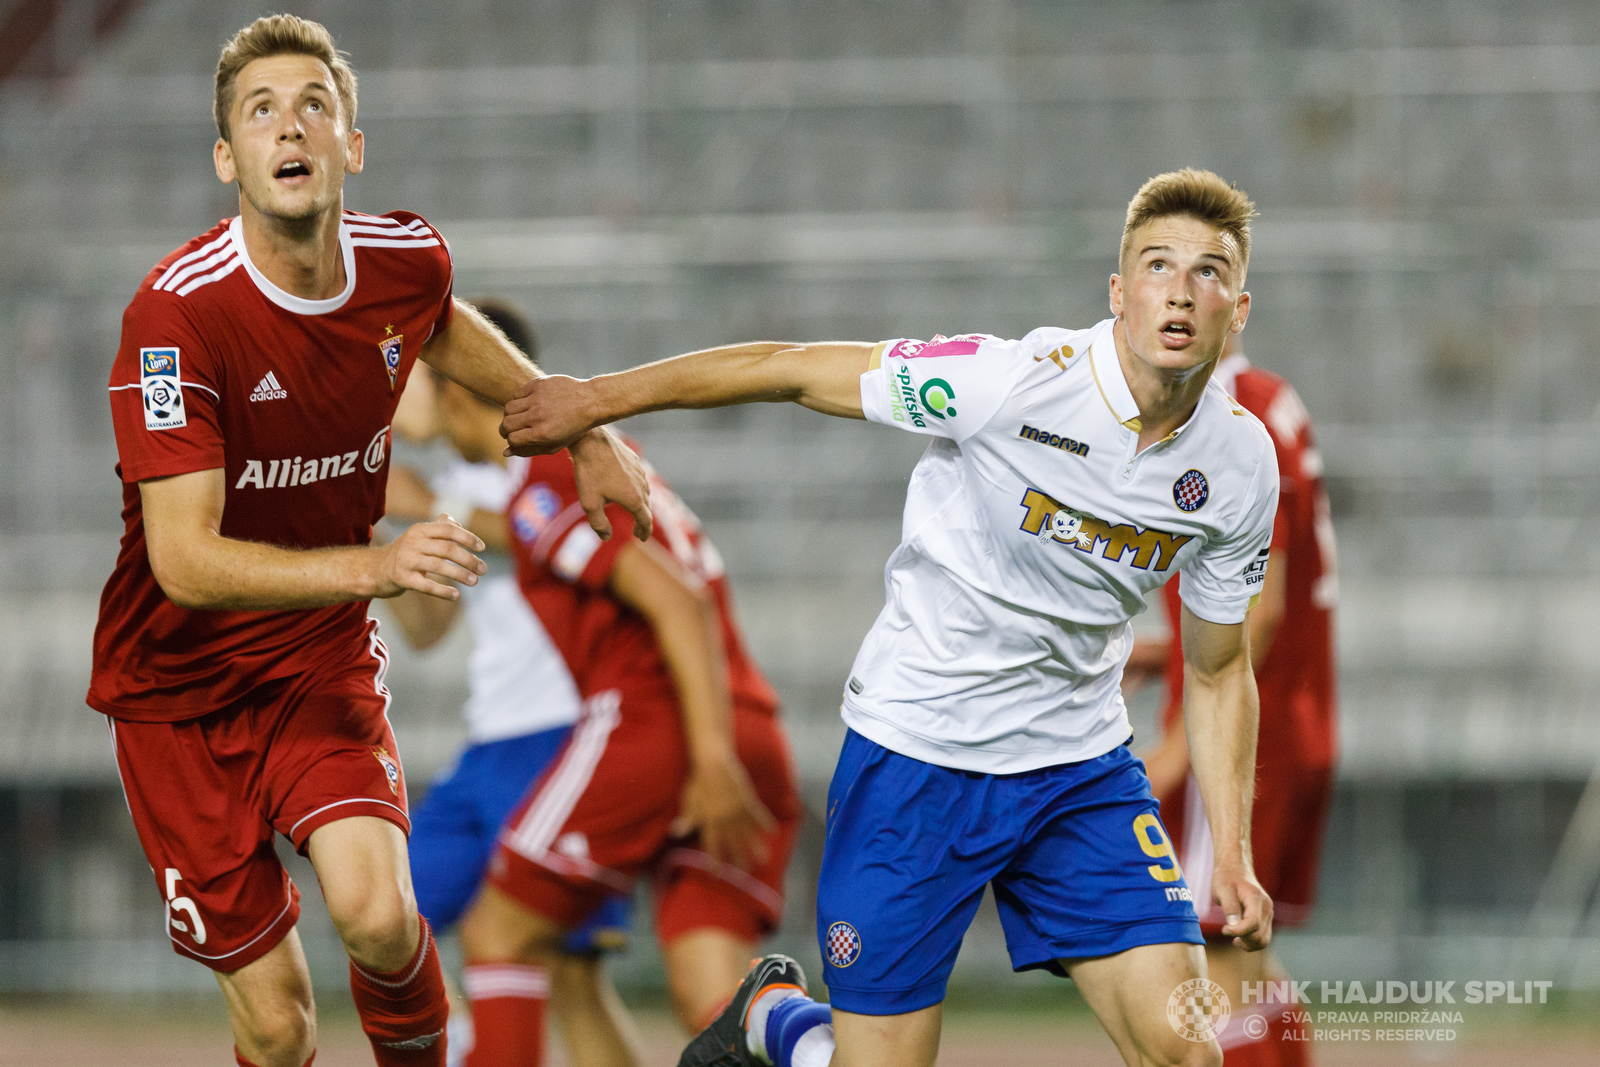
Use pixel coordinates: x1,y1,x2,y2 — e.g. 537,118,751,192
249,371,288,402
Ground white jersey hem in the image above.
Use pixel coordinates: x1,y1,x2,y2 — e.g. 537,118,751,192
839,701,1134,775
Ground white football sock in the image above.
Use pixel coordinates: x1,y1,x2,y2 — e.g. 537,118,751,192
745,986,805,1064
791,1023,836,1067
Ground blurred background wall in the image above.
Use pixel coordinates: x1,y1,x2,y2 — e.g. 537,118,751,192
2,0,1599,996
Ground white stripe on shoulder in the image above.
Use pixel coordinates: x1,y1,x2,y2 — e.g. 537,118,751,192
344,213,430,233
174,253,243,296
350,236,442,250
153,231,232,291
344,222,432,238
157,244,237,293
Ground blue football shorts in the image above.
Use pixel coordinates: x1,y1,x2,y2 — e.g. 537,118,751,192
409,726,631,953
816,729,1202,1015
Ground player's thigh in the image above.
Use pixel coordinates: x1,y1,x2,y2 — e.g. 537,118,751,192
306,815,418,952
1260,763,1336,926
831,1005,942,1067
263,653,414,855
214,925,317,1063
815,730,1000,1017
1068,942,1220,1067
491,691,685,931
653,709,800,950
661,927,753,1030
109,713,303,971
992,744,1202,971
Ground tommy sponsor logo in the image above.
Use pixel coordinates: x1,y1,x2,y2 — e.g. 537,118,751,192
826,921,862,968
1018,487,1193,572
1018,423,1090,457
140,347,186,430
249,371,288,402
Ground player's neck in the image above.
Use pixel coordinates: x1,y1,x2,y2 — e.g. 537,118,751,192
1113,319,1216,452
237,197,347,300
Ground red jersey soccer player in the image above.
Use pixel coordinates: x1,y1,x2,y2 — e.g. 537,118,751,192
455,447,801,1067
1131,333,1338,1066
88,17,648,1067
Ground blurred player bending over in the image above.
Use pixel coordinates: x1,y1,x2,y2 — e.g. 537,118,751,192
1127,332,1338,1067
503,168,1279,1067
455,396,803,1067
88,17,648,1067
384,303,641,1067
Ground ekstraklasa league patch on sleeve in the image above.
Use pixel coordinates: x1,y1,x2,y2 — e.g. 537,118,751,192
140,347,186,430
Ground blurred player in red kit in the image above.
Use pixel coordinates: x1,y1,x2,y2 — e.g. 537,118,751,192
87,16,648,1067
454,437,802,1067
1130,334,1338,1066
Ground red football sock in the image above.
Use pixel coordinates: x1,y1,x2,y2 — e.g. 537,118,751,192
349,915,450,1065
234,1051,315,1066
461,961,549,1067
1272,1007,1313,1067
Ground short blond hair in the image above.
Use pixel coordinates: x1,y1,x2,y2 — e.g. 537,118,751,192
1120,168,1256,277
214,15,357,141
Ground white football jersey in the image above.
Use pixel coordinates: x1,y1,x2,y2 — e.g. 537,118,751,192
844,318,1279,774
432,458,585,743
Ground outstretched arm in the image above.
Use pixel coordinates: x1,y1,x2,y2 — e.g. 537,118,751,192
607,539,775,870
500,342,874,456
422,299,653,540
1181,604,1273,951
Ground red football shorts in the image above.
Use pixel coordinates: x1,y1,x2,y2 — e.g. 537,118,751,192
490,689,801,945
109,631,411,971
1159,760,1335,934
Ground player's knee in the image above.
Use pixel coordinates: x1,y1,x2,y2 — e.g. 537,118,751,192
236,994,316,1067
326,879,418,967
1149,1036,1222,1067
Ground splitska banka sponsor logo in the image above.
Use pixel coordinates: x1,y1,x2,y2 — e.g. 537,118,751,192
1017,487,1193,571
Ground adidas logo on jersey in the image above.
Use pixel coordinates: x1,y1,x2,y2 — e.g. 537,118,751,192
249,371,288,402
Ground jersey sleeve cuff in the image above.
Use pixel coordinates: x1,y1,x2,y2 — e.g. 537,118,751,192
120,455,227,485
1176,588,1251,626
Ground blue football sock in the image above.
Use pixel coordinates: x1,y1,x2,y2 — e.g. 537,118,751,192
765,995,834,1067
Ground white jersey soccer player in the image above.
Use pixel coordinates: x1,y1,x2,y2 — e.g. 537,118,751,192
844,322,1275,774
502,168,1275,1067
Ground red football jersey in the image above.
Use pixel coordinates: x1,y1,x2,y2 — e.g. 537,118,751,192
506,448,779,717
1161,355,1338,769
89,211,454,722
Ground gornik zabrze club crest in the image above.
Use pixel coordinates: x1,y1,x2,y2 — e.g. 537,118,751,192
379,329,404,391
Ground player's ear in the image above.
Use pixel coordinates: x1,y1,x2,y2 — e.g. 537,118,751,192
214,138,237,185
1108,273,1124,317
1231,290,1250,334
346,128,364,176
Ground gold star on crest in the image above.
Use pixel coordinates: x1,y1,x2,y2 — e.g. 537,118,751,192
383,323,395,336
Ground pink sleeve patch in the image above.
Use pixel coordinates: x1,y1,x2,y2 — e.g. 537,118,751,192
890,333,990,360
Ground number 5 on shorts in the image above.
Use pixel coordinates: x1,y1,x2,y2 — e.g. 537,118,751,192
165,867,208,945
1131,813,1181,883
